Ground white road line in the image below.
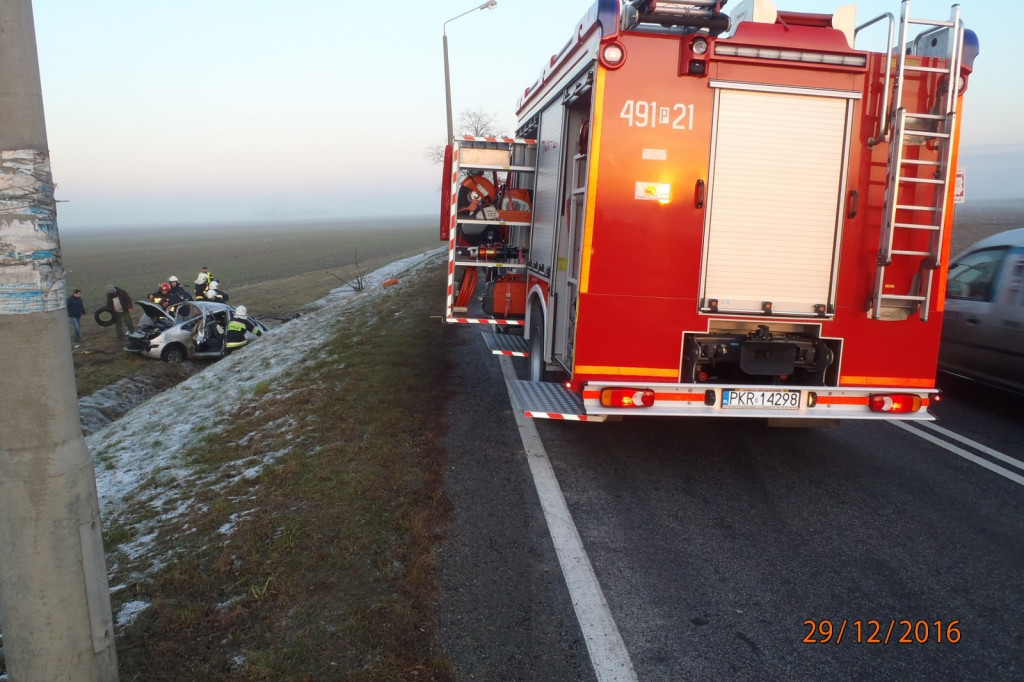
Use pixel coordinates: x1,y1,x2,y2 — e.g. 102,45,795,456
917,421,1024,472
500,357,638,682
890,420,1024,487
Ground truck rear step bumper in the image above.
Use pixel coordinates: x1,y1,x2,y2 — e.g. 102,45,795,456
483,332,529,357
507,379,607,422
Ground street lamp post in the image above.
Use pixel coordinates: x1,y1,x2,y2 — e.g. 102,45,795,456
444,1,497,144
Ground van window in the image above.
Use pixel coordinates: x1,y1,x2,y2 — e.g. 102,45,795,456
946,247,1008,302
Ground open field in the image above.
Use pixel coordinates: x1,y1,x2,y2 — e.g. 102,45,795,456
61,216,440,319
61,216,440,396
951,198,1024,254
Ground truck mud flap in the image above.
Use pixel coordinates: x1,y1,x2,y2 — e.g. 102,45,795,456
507,379,606,422
482,332,529,357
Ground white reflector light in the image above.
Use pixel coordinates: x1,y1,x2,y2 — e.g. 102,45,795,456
602,43,625,67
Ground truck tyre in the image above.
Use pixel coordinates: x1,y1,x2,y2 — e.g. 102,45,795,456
529,301,545,382
94,306,115,327
162,344,186,363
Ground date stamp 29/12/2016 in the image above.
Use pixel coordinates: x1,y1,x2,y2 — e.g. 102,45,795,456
803,619,961,645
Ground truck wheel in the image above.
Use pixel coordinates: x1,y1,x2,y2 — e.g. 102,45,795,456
94,306,115,327
162,345,186,363
529,301,545,382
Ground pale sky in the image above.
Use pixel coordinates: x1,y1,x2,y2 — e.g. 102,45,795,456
29,0,1019,230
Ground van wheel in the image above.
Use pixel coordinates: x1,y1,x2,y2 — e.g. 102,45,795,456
162,345,186,363
529,302,545,382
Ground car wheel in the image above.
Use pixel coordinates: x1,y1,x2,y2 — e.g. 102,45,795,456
529,301,545,383
94,306,115,327
162,345,186,363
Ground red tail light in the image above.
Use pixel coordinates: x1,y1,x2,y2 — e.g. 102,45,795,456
600,388,655,408
868,393,923,414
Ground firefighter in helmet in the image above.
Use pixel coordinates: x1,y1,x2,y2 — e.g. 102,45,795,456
225,305,261,352
194,266,215,296
165,275,193,318
204,280,226,302
149,282,172,309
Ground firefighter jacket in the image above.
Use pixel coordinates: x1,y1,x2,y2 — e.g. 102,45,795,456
226,317,261,349
166,284,193,306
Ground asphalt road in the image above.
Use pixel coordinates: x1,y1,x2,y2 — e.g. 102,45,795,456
439,325,1024,681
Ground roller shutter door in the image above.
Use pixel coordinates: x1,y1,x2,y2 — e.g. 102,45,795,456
530,103,565,276
701,87,851,316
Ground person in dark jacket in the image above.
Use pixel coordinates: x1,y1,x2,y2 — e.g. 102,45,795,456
165,275,193,318
106,285,134,337
66,288,86,343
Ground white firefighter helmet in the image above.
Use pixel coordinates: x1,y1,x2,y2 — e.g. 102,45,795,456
235,305,247,318
195,274,206,285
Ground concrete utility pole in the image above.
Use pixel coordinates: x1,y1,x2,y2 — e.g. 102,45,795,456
0,0,119,679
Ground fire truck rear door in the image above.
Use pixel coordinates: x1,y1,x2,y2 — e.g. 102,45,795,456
700,84,858,317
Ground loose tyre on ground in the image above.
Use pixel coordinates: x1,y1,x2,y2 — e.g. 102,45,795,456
94,306,115,327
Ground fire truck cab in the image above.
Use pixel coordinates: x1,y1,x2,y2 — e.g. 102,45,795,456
441,0,979,423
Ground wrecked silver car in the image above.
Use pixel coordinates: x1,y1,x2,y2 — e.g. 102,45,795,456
125,300,266,362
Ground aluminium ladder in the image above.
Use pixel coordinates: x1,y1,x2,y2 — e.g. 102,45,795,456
871,1,963,321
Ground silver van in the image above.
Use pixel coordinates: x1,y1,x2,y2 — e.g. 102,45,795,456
940,228,1024,393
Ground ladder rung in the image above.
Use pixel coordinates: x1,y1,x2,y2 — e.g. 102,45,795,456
892,249,932,257
888,248,937,256
899,177,944,185
906,113,946,121
896,204,937,211
894,222,941,231
901,159,942,166
905,130,951,139
879,293,927,302
905,65,948,74
908,18,955,28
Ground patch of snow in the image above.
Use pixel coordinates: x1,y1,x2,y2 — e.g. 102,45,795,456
78,366,200,434
116,600,150,628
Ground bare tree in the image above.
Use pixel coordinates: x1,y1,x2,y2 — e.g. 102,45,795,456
330,248,366,292
425,107,507,164
458,108,501,137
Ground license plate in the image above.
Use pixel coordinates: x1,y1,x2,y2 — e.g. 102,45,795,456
722,389,800,409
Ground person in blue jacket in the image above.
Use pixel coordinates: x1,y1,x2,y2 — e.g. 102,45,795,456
66,288,86,343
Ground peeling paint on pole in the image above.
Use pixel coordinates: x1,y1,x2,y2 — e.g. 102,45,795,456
0,148,65,314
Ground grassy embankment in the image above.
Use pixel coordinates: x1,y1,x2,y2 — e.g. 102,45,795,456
16,218,456,679
107,261,455,680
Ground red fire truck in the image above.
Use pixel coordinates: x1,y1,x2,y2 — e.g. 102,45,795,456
441,0,978,423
